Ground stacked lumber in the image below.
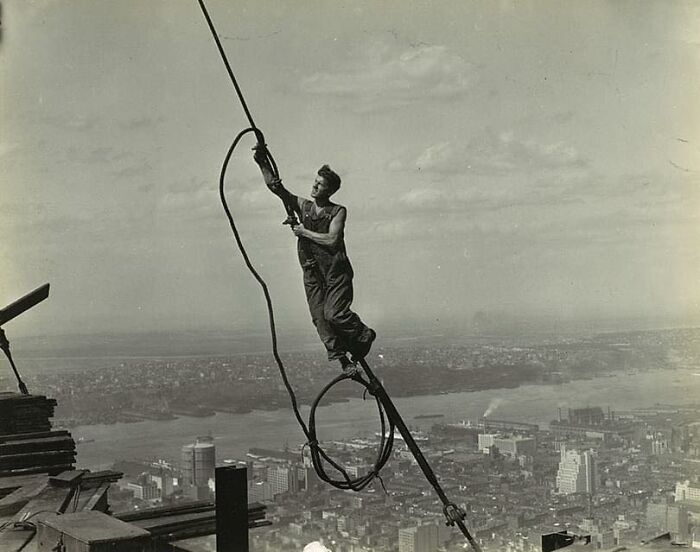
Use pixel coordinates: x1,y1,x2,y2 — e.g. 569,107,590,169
116,500,269,540
0,393,75,477
0,393,57,434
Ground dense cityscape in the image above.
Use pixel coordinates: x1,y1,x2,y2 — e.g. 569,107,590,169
2,326,697,551
105,401,700,551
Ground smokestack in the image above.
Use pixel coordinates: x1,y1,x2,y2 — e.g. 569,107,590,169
558,408,562,422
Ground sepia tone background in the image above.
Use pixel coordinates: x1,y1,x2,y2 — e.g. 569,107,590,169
2,0,699,343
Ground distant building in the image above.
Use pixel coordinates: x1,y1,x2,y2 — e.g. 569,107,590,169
646,502,689,542
568,407,605,426
478,433,537,458
555,445,597,495
181,436,216,500
651,438,670,455
300,465,321,492
675,480,700,504
398,523,439,552
593,529,615,549
150,471,174,497
248,480,273,502
345,463,372,479
126,473,161,501
267,464,300,496
550,405,636,442
478,433,496,452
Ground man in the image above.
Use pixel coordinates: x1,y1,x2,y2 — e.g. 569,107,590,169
254,148,376,371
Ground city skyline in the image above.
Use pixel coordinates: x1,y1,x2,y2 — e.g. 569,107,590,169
2,1,699,340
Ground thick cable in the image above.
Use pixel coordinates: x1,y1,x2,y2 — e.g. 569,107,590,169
196,0,258,130
217,127,394,491
195,0,395,492
194,11,488,548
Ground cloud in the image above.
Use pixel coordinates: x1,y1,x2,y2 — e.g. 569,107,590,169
20,0,62,18
301,43,475,111
157,176,279,223
399,188,444,207
63,145,131,166
396,185,534,215
112,157,153,179
0,142,19,158
119,115,166,131
414,142,455,172
392,130,587,178
39,113,99,132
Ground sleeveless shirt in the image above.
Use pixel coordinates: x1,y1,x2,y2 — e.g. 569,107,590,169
297,199,349,277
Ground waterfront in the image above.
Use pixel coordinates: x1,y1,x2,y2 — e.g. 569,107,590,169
70,365,700,470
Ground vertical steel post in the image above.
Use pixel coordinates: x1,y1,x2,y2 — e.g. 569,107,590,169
216,465,248,552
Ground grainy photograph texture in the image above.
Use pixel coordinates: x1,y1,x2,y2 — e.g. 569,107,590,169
1,1,699,552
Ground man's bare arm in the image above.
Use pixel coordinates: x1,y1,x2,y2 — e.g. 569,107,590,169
253,148,304,213
294,207,346,249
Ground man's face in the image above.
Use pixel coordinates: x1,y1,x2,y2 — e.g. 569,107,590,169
311,175,332,200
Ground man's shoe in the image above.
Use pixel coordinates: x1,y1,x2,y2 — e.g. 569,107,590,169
351,329,376,360
339,356,360,377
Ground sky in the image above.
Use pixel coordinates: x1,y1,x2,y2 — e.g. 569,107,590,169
2,0,699,341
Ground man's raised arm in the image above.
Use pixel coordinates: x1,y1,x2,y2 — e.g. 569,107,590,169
253,146,302,214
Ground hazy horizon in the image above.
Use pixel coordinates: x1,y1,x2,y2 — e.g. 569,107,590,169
2,1,699,341
8,319,699,363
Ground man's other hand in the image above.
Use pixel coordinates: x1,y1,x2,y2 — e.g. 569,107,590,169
292,224,306,237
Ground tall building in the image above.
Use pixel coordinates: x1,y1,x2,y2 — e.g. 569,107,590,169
398,523,439,552
125,472,161,501
478,433,497,452
248,480,273,502
555,445,597,495
267,464,300,496
127,479,160,501
675,480,700,503
151,471,174,497
181,436,216,500
646,503,689,542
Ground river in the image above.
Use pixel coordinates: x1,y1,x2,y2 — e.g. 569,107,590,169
68,366,700,470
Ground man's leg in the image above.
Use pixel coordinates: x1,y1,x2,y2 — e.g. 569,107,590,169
303,266,348,362
323,270,375,359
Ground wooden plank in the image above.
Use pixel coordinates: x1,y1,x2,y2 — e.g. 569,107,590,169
0,463,75,478
0,437,75,455
49,470,86,487
0,431,70,444
79,482,111,512
0,477,49,516
0,474,50,492
0,482,74,552
0,527,35,552
0,451,76,470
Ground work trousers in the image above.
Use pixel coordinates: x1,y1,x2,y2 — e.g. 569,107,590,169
302,258,371,361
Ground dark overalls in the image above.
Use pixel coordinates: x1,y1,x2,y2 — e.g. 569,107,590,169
297,199,373,361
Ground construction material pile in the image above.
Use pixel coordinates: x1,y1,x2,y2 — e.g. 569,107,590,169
0,392,75,477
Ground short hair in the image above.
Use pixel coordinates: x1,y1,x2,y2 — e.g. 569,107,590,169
318,165,341,194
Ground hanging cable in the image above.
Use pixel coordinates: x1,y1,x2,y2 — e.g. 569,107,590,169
195,8,484,552
196,0,395,492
